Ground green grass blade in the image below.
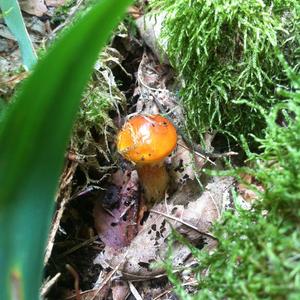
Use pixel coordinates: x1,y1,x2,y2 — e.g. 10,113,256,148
0,0,132,299
0,0,37,70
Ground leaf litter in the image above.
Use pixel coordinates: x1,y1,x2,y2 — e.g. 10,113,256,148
89,42,236,299
1,1,244,299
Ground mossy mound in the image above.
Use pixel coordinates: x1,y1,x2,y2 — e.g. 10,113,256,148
151,0,299,143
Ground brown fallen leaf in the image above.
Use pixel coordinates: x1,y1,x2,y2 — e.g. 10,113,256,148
111,280,129,300
19,0,47,17
127,5,142,19
171,136,209,186
238,173,264,203
45,0,66,7
93,170,139,249
94,176,234,279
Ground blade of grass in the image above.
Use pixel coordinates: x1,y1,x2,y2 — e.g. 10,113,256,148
0,0,132,299
0,0,37,70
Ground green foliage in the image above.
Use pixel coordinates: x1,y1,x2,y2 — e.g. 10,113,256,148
75,51,126,141
246,66,300,220
193,211,300,299
0,0,132,299
51,0,77,24
166,69,300,299
151,0,300,142
0,0,37,70
71,53,126,183
51,0,100,28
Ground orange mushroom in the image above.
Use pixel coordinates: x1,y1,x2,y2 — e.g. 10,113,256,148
117,114,177,203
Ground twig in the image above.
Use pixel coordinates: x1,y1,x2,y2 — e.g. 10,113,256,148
150,209,217,241
66,265,80,300
207,191,221,218
128,281,143,300
57,235,100,259
44,162,77,265
177,142,216,166
153,280,198,300
121,261,199,282
119,201,135,219
137,57,168,93
153,289,170,300
44,198,68,265
40,273,61,297
90,251,128,300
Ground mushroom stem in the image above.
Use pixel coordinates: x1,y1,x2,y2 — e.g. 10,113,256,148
137,162,169,203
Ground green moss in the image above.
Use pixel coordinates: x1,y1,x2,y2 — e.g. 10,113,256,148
72,50,126,151
193,211,300,299
51,0,77,25
151,0,300,143
165,68,300,299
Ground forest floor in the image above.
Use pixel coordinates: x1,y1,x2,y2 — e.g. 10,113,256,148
1,1,260,299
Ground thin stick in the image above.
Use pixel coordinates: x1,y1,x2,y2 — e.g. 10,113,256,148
58,235,99,259
208,191,221,218
150,209,217,241
153,280,198,300
90,251,128,300
40,273,61,297
128,281,143,300
66,265,80,300
177,142,216,166
119,201,135,219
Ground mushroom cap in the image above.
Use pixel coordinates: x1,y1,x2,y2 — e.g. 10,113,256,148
117,115,177,165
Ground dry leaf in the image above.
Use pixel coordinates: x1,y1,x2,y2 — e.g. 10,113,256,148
238,173,264,203
111,280,129,300
45,0,66,7
94,176,234,279
127,6,142,19
171,137,208,185
93,170,139,249
19,0,47,17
